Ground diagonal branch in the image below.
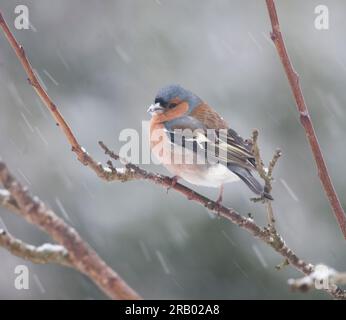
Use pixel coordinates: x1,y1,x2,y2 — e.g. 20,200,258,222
0,12,137,184
0,190,71,267
265,0,346,239
0,162,141,300
0,229,71,267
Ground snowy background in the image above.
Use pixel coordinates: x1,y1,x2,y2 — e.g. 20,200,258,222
0,0,345,299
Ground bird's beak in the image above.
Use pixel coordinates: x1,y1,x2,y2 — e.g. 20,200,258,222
147,103,164,115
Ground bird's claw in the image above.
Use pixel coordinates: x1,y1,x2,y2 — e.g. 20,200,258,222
166,176,179,193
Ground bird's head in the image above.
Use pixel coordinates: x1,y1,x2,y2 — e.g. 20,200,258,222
147,85,202,122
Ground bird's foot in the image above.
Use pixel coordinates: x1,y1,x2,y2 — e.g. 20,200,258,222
216,194,223,206
166,175,179,193
215,185,224,216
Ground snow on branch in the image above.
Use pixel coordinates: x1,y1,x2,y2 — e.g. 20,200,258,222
0,229,71,266
0,161,141,300
289,264,346,293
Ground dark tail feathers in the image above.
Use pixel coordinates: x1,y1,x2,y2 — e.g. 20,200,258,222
228,165,273,200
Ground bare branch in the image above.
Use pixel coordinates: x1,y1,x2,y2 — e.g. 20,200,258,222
265,0,346,239
0,161,141,300
0,229,71,267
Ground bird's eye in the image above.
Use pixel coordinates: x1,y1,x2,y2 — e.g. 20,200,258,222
168,103,177,109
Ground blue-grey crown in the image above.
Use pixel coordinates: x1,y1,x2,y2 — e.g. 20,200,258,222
155,84,202,113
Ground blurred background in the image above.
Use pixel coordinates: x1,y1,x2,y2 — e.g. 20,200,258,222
0,0,345,299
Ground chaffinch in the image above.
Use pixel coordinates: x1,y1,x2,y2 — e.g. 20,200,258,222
147,84,272,203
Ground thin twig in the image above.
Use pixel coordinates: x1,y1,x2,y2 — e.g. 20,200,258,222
0,162,141,300
251,129,268,183
251,130,280,229
265,0,346,239
0,229,71,267
267,149,282,193
266,202,275,230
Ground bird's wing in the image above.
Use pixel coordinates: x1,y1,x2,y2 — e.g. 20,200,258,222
164,117,256,170
216,127,256,169
189,103,229,129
